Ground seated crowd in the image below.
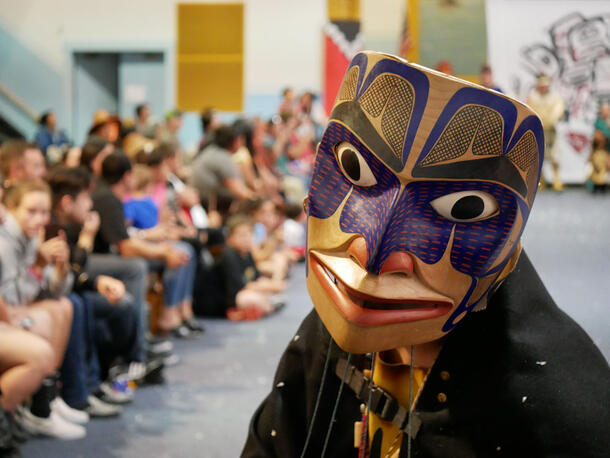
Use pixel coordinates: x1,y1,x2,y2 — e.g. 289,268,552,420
0,88,316,453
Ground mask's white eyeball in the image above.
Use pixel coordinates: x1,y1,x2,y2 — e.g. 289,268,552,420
430,190,499,222
335,142,378,187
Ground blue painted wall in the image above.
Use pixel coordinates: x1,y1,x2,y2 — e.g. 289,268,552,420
0,24,64,140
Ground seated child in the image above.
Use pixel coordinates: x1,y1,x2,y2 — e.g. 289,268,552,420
281,201,306,260
219,215,285,320
123,164,162,231
247,199,293,281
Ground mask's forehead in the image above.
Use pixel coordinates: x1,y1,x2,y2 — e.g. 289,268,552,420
328,52,544,207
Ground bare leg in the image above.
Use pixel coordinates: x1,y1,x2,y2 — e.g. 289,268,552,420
0,323,55,412
179,300,194,320
236,289,272,313
10,298,74,369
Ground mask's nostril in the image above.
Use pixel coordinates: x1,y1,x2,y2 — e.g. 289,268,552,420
346,237,368,268
379,251,414,275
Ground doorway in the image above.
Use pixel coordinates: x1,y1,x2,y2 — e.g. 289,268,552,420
71,51,166,145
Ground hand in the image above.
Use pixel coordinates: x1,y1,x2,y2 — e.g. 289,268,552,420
82,211,100,236
177,186,200,208
164,246,189,269
97,275,125,304
38,233,69,267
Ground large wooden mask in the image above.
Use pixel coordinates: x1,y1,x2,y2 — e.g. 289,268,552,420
306,51,544,353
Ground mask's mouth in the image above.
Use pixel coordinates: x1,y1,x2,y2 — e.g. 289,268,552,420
309,250,453,327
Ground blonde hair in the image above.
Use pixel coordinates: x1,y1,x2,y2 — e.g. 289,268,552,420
132,164,152,192
3,180,50,208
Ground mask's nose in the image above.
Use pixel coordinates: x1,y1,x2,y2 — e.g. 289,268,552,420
347,236,414,276
379,251,414,275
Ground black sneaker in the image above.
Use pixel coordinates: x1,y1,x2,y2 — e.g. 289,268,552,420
141,359,165,385
171,324,199,340
182,317,205,334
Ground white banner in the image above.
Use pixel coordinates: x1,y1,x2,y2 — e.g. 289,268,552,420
486,0,610,183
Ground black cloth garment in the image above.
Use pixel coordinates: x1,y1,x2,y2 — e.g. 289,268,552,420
91,180,129,254
242,252,610,457
218,247,260,311
46,221,97,292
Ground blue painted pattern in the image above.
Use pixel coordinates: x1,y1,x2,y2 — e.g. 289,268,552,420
372,181,518,276
308,122,400,263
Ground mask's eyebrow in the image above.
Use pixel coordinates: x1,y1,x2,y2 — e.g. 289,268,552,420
330,101,403,172
412,156,528,198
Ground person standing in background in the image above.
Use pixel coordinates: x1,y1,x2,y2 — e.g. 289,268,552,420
34,111,71,163
527,74,565,191
134,104,157,139
594,102,610,152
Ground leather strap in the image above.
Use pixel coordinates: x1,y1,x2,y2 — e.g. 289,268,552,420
335,358,421,439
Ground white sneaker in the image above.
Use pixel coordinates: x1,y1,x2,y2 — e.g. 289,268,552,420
16,406,86,440
51,397,89,425
86,395,122,417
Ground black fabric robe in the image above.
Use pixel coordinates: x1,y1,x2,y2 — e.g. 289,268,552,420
241,253,610,458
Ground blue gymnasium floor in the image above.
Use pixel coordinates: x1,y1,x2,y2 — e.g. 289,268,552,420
21,188,610,458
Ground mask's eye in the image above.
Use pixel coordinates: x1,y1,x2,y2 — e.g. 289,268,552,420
335,142,377,187
430,190,499,222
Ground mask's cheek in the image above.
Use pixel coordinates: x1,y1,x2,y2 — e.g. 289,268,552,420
414,229,474,309
487,203,525,273
307,190,358,253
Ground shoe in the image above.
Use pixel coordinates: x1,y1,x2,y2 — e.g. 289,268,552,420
95,383,133,405
127,362,146,381
50,397,89,425
163,353,180,367
16,406,86,440
182,317,205,333
5,410,29,443
85,396,122,418
137,358,165,385
108,361,146,383
148,338,174,355
170,324,199,339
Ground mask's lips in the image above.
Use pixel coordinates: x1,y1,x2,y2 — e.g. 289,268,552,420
309,250,453,327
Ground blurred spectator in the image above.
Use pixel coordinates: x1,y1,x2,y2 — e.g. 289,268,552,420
48,167,141,406
87,110,121,145
282,201,306,260
248,199,289,282
232,120,263,195
0,180,86,439
278,87,296,117
594,103,610,151
190,124,254,215
588,130,609,193
0,140,47,187
219,215,284,321
123,165,159,230
527,74,565,191
134,104,157,139
435,60,454,75
296,91,327,140
92,152,197,336
80,137,114,178
157,109,182,151
34,111,70,161
199,107,222,152
479,64,503,93
122,132,156,164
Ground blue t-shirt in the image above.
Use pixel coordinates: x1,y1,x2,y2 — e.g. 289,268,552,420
123,197,159,229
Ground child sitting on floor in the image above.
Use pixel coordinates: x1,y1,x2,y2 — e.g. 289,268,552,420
219,214,285,320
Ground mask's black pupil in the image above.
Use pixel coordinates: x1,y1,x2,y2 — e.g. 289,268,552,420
341,149,360,181
451,195,485,220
